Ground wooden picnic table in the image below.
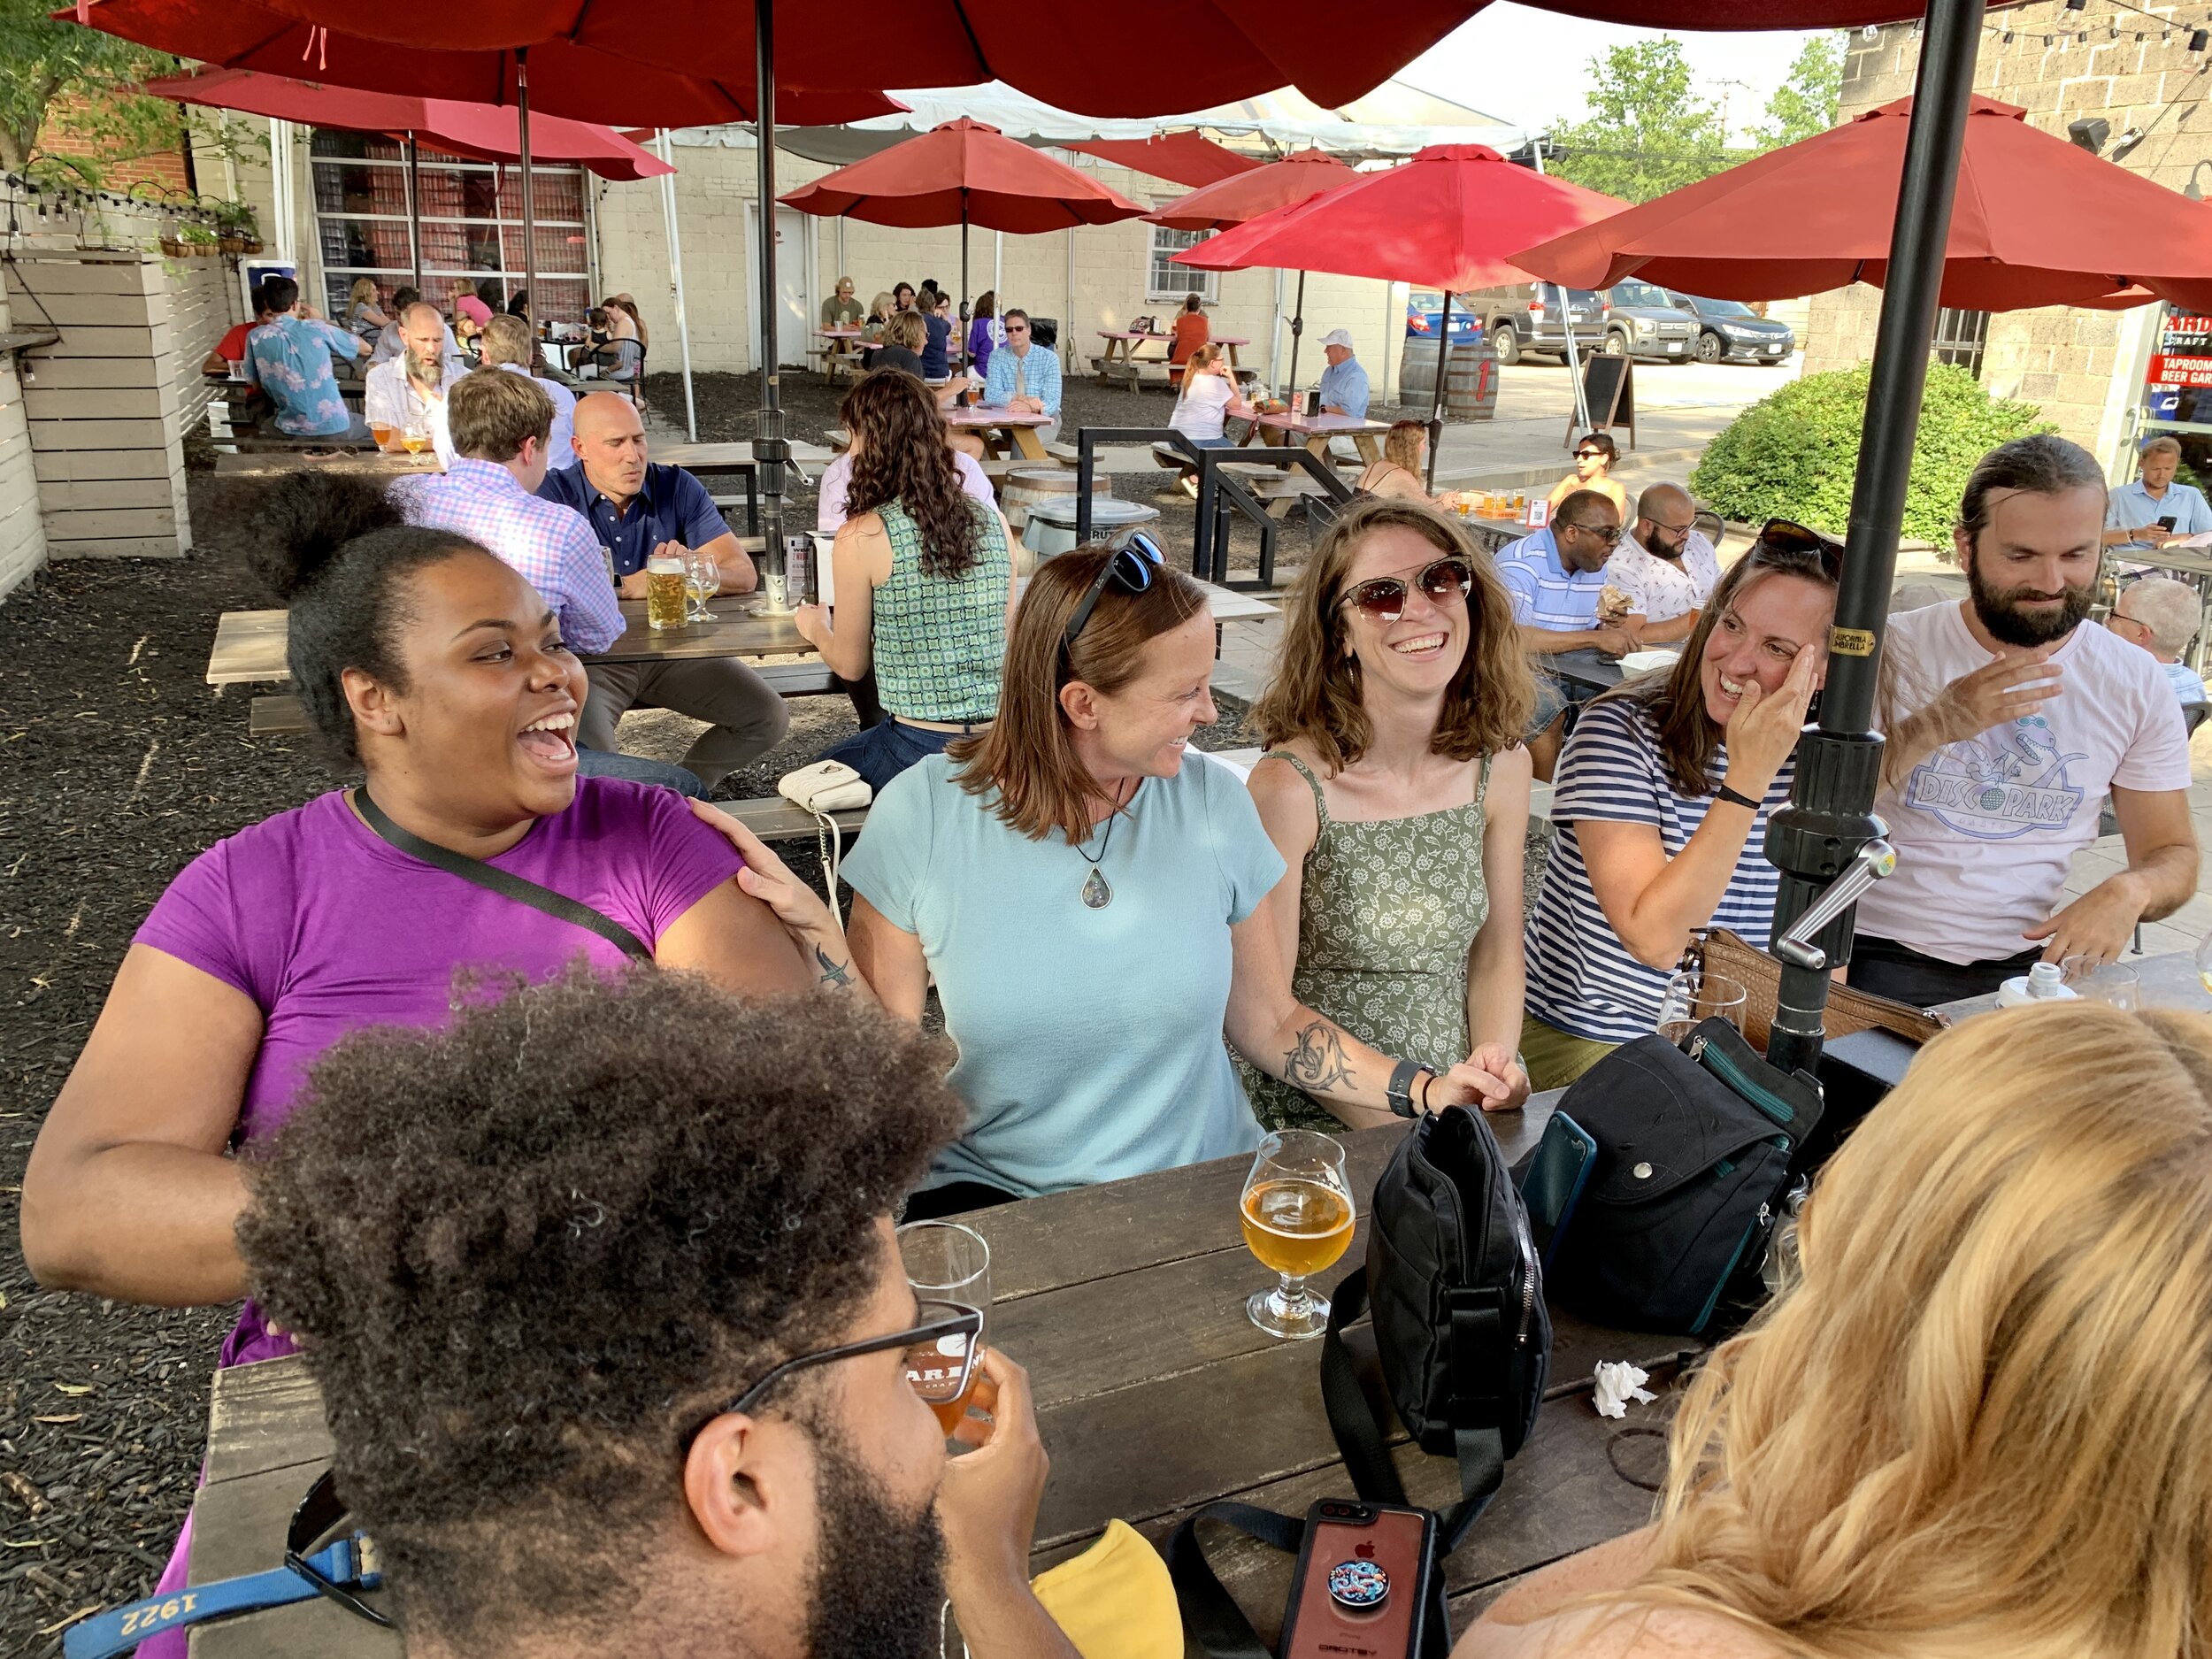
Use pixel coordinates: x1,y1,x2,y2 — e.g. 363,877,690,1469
211,450,440,480
1246,411,1391,467
813,327,870,383
184,1091,1688,1655
944,403,1056,462
1545,647,1626,700
1094,329,1252,381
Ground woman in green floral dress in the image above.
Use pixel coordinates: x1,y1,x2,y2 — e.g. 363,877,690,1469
1243,498,1537,1132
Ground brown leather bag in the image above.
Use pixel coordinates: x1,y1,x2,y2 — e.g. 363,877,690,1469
1689,926,1950,1053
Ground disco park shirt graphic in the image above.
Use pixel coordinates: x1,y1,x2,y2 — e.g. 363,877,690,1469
1902,713,2087,841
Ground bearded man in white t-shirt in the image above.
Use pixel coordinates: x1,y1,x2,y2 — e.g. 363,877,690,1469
1847,434,2200,1009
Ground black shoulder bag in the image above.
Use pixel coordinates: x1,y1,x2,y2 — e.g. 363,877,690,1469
1169,1106,1550,1657
354,787,650,962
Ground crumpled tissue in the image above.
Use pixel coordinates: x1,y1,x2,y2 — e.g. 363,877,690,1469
1593,1361,1656,1419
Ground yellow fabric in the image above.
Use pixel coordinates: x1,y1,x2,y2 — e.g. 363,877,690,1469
1029,1518,1182,1659
1521,1011,1618,1092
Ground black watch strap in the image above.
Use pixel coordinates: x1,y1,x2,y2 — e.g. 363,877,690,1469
1386,1057,1420,1119
1716,783,1761,811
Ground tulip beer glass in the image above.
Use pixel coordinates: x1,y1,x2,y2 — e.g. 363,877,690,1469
683,546,720,623
645,554,688,630
1240,1131,1356,1340
897,1221,991,1433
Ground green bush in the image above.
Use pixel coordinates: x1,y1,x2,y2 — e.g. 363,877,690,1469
1688,363,2053,547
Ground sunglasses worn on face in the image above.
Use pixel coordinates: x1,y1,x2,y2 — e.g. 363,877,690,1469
1340,556,1473,623
1575,449,1607,460
1563,520,1623,546
683,1299,985,1447
1064,533,1165,654
1755,518,1846,575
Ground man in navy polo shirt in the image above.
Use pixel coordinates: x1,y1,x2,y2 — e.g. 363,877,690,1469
539,393,786,788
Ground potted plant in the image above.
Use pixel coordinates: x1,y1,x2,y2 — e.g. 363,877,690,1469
179,222,220,256
212,201,261,255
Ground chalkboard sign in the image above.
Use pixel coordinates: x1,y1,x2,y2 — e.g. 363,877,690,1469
1569,353,1636,450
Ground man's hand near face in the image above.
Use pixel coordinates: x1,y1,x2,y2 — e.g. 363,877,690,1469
936,1348,1079,1659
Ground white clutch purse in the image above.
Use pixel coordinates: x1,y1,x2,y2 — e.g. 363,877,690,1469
778,759,872,813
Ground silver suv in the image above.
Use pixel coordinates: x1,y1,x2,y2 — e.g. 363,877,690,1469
1600,279,1698,361
1470,281,1609,365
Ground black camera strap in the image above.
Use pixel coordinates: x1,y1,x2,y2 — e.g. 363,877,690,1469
353,787,650,963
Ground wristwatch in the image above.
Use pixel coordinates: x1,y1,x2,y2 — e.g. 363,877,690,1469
1386,1058,1423,1119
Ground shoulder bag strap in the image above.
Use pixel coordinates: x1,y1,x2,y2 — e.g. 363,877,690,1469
1166,1501,1305,1659
353,787,651,963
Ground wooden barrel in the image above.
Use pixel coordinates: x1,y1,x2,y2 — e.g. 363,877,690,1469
1443,341,1499,422
1001,466,1110,533
1398,335,1441,411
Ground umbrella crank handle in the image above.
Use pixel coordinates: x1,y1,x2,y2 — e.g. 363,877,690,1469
1773,839,1896,972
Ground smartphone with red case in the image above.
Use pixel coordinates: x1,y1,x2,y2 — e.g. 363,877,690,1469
1279,1498,1436,1659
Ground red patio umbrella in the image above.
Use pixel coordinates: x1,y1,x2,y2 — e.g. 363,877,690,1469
1513,94,2212,313
780,119,1147,322
1148,148,1360,395
1062,134,1258,189
1178,145,1625,478
145,67,673,180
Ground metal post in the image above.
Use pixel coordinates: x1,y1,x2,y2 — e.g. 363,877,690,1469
515,49,537,324
403,132,423,289
1425,292,1453,493
751,0,794,602
655,130,698,441
1763,0,1984,1078
960,201,970,353
1557,282,1593,441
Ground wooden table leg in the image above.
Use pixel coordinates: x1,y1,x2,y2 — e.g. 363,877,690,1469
1355,434,1383,465
1012,426,1051,462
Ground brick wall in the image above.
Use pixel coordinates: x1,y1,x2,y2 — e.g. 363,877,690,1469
1807,1,2211,466
36,96,193,196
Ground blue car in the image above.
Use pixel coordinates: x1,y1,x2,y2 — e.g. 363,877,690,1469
1405,290,1483,344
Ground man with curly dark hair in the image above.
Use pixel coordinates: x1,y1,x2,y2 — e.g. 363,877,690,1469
238,967,1079,1659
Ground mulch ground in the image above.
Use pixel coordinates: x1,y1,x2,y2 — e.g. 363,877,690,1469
0,441,1263,1655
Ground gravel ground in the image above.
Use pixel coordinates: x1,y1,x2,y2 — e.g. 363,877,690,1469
0,462,1259,1655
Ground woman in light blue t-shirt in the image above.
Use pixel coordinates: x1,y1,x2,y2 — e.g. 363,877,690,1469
698,541,1519,1215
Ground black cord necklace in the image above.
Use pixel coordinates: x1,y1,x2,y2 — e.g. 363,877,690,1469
1075,778,1137,910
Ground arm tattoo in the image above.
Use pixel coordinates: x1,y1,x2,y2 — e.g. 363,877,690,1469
813,942,852,990
1283,1020,1356,1096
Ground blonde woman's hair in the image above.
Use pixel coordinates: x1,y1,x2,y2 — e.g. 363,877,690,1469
869,291,896,322
1606,1003,2212,1659
1249,497,1533,768
1383,419,1426,472
950,546,1209,843
1179,342,1224,388
881,310,926,352
348,276,377,310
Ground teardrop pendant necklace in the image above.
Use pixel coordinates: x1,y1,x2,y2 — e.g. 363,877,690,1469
1075,778,1137,910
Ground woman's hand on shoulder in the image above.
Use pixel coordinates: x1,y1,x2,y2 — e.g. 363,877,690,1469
688,799,840,941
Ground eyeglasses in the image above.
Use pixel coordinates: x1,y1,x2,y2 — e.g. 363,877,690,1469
682,1299,984,1447
1574,448,1608,461
1560,519,1623,546
1064,533,1165,655
1753,518,1846,575
1338,556,1473,624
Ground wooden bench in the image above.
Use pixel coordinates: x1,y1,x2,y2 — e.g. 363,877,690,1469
247,662,839,737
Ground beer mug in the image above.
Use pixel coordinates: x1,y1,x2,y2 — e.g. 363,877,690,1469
644,554,688,631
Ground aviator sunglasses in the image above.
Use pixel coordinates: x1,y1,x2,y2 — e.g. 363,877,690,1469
1338,555,1474,624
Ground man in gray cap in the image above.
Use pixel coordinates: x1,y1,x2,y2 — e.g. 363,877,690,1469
1317,327,1371,419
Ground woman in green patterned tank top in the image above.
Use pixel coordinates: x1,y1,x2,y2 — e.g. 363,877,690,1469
797,371,1018,793
1242,498,1539,1132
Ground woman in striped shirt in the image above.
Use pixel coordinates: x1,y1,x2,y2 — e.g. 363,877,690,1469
1520,526,1839,1089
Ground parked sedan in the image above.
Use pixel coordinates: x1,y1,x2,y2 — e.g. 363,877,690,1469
1404,289,1483,344
1601,279,1698,361
1671,292,1796,365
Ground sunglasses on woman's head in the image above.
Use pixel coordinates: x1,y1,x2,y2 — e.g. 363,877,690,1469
1755,518,1846,575
1338,556,1473,624
1064,533,1166,654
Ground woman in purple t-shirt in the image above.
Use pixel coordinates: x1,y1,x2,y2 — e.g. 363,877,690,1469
20,474,815,1647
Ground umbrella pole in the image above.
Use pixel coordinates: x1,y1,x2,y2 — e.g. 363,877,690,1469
1286,269,1307,397
1763,0,1983,1078
403,132,422,290
961,202,970,365
657,129,698,442
516,48,537,334
751,0,794,603
1425,290,1452,494
1559,288,1593,441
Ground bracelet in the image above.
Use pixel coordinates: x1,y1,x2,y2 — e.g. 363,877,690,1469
1716,783,1761,811
1417,1071,1435,1110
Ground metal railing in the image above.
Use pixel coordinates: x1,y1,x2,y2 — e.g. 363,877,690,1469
1072,428,1356,593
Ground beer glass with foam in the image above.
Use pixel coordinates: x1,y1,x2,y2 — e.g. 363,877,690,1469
1240,1131,1356,1340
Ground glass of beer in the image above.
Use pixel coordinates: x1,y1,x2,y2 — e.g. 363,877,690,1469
644,554,688,630
1240,1130,1356,1340
682,545,720,623
897,1221,991,1434
400,420,428,456
369,419,395,449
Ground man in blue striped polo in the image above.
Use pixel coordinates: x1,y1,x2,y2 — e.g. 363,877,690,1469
1497,488,1633,780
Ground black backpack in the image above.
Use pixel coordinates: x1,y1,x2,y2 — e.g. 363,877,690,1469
1171,1106,1549,1656
1548,1019,1822,1334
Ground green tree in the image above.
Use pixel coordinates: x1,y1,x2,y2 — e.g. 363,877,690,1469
1754,33,1847,150
0,0,181,185
1546,40,1732,204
